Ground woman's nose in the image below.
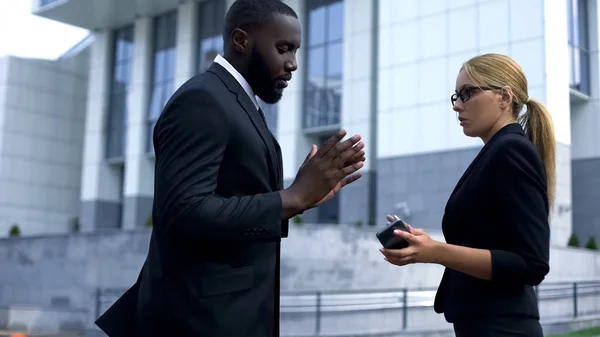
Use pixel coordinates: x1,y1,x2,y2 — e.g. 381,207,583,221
453,102,463,113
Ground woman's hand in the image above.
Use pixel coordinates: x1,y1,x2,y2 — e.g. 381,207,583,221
380,215,443,266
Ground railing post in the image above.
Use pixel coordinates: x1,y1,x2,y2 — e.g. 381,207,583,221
402,288,408,330
95,288,101,319
315,291,322,335
573,283,578,318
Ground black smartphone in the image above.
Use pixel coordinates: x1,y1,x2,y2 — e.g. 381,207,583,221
376,218,409,249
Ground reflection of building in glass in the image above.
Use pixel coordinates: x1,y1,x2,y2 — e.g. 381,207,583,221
147,11,177,153
567,0,590,94
304,0,344,131
304,81,341,129
106,25,134,160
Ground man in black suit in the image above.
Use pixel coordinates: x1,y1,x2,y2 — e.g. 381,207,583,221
95,1,365,336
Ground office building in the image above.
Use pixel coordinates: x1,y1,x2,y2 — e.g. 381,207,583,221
28,0,600,247
0,39,90,236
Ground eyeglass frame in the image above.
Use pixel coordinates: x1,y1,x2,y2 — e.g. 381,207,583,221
450,85,503,107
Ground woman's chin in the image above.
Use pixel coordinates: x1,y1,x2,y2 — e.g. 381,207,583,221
461,126,477,137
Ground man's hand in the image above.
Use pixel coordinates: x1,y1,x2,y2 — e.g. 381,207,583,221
281,129,365,215
300,143,364,208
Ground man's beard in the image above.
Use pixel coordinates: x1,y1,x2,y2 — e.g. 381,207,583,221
246,49,283,104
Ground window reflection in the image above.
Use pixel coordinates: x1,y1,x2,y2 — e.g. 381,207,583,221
304,0,344,130
107,25,134,160
148,11,177,153
197,0,225,73
567,0,589,95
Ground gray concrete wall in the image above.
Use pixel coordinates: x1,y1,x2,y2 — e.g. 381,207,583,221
572,157,600,245
0,52,89,237
0,225,599,331
0,305,87,333
376,147,481,231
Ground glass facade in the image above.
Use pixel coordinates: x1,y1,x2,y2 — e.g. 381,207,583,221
106,25,134,160
567,0,590,95
197,0,226,73
147,11,177,152
303,0,344,130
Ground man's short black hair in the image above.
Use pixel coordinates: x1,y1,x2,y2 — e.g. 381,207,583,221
223,0,298,47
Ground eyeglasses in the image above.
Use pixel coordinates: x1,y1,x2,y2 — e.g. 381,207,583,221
451,85,502,106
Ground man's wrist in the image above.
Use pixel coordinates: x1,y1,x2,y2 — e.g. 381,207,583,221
279,188,305,219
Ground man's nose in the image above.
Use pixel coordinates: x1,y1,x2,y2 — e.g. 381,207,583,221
286,57,298,72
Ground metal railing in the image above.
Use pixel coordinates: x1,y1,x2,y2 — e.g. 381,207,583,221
96,281,600,335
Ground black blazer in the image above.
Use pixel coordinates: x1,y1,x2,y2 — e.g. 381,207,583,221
95,63,288,337
433,123,551,323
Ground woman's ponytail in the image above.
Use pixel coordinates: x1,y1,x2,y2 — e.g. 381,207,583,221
519,98,556,208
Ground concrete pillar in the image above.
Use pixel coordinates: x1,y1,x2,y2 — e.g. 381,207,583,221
79,30,124,231
569,0,600,245
543,0,573,246
338,0,378,226
122,17,154,229
276,0,308,187
174,1,200,88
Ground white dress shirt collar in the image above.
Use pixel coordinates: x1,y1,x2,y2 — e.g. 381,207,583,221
213,54,260,111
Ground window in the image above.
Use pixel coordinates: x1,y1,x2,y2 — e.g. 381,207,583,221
303,0,344,130
106,25,134,160
147,11,177,153
567,0,590,95
197,0,226,73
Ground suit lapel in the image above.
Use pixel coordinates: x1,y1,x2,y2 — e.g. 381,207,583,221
272,134,283,190
208,63,280,190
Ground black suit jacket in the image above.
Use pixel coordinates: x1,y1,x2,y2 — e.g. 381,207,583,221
95,63,289,337
433,123,551,323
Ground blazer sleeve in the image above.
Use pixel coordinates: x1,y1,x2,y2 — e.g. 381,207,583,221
153,89,284,244
489,138,551,286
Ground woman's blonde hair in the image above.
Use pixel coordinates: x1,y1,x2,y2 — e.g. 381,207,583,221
462,53,556,208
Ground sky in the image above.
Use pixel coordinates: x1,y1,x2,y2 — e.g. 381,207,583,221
0,0,89,60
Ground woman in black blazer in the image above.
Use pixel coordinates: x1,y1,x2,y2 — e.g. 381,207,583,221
380,53,555,337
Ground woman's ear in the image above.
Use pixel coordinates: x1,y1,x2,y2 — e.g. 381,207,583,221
498,86,513,109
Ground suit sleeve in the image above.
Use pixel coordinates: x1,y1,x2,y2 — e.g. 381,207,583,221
489,138,551,286
153,89,284,244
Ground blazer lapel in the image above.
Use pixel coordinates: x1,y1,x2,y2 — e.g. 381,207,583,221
208,63,280,190
448,123,526,200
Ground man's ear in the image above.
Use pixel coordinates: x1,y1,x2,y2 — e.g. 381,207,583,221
231,28,251,53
